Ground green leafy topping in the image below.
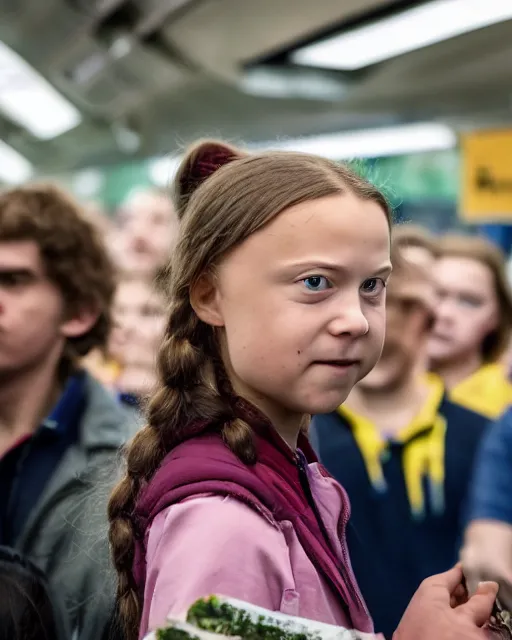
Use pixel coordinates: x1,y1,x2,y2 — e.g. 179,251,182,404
186,597,321,640
156,629,201,640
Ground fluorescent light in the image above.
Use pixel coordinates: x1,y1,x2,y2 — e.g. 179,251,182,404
0,141,33,183
0,41,81,139
292,0,512,70
265,123,456,159
240,67,349,100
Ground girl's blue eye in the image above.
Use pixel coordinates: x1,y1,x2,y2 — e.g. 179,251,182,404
303,275,331,292
361,278,385,296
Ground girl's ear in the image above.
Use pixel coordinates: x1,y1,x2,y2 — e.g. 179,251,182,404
190,272,225,327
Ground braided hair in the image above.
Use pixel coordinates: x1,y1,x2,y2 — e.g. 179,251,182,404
108,139,391,639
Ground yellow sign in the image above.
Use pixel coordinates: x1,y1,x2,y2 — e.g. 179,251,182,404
461,129,512,222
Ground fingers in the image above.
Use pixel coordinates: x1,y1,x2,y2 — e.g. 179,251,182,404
430,564,465,594
460,581,499,626
450,583,469,608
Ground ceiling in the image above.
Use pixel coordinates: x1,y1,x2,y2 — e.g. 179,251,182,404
1,0,512,173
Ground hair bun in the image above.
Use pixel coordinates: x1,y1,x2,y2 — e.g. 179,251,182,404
174,139,246,218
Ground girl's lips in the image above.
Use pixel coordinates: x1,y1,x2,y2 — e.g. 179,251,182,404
313,359,361,375
314,359,361,366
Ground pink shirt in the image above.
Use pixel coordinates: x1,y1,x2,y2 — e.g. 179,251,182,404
140,462,377,638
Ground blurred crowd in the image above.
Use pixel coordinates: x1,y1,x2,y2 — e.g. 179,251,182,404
83,188,176,403
1,166,512,640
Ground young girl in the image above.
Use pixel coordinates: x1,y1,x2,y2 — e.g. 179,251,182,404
84,273,167,402
114,188,179,278
109,273,167,404
108,141,498,640
427,234,512,419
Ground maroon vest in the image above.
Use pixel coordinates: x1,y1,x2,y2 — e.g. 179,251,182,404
131,401,371,632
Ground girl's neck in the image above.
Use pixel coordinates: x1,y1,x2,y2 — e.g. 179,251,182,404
225,359,304,451
232,387,303,451
433,351,483,390
255,402,304,451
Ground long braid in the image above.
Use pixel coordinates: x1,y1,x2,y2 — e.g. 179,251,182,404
108,288,255,640
108,137,392,639
213,352,257,465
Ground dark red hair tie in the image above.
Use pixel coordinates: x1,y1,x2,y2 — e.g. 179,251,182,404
195,148,237,180
180,145,238,199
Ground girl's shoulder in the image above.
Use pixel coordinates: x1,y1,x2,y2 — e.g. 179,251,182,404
135,433,274,531
151,494,281,545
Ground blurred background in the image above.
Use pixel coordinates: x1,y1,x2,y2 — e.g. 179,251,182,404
1,0,512,251
4,5,512,639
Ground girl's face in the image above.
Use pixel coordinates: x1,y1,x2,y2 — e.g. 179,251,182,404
115,191,179,276
109,279,166,369
427,256,499,365
110,278,167,397
192,193,391,427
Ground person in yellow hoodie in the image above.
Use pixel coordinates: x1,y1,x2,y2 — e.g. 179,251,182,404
427,234,512,420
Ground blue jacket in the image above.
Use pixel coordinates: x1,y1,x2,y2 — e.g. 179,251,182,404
467,406,512,525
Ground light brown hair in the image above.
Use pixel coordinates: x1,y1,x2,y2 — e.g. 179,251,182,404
392,223,439,257
388,237,436,330
107,139,392,638
436,233,512,362
0,183,116,360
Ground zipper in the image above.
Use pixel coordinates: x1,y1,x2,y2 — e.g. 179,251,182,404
295,451,366,619
336,478,372,620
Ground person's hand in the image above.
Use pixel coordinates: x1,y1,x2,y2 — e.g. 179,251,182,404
393,565,498,640
462,521,512,611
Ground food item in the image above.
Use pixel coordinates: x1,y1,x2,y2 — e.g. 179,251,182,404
146,596,379,640
154,620,236,640
461,574,512,639
146,593,512,639
487,600,512,639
